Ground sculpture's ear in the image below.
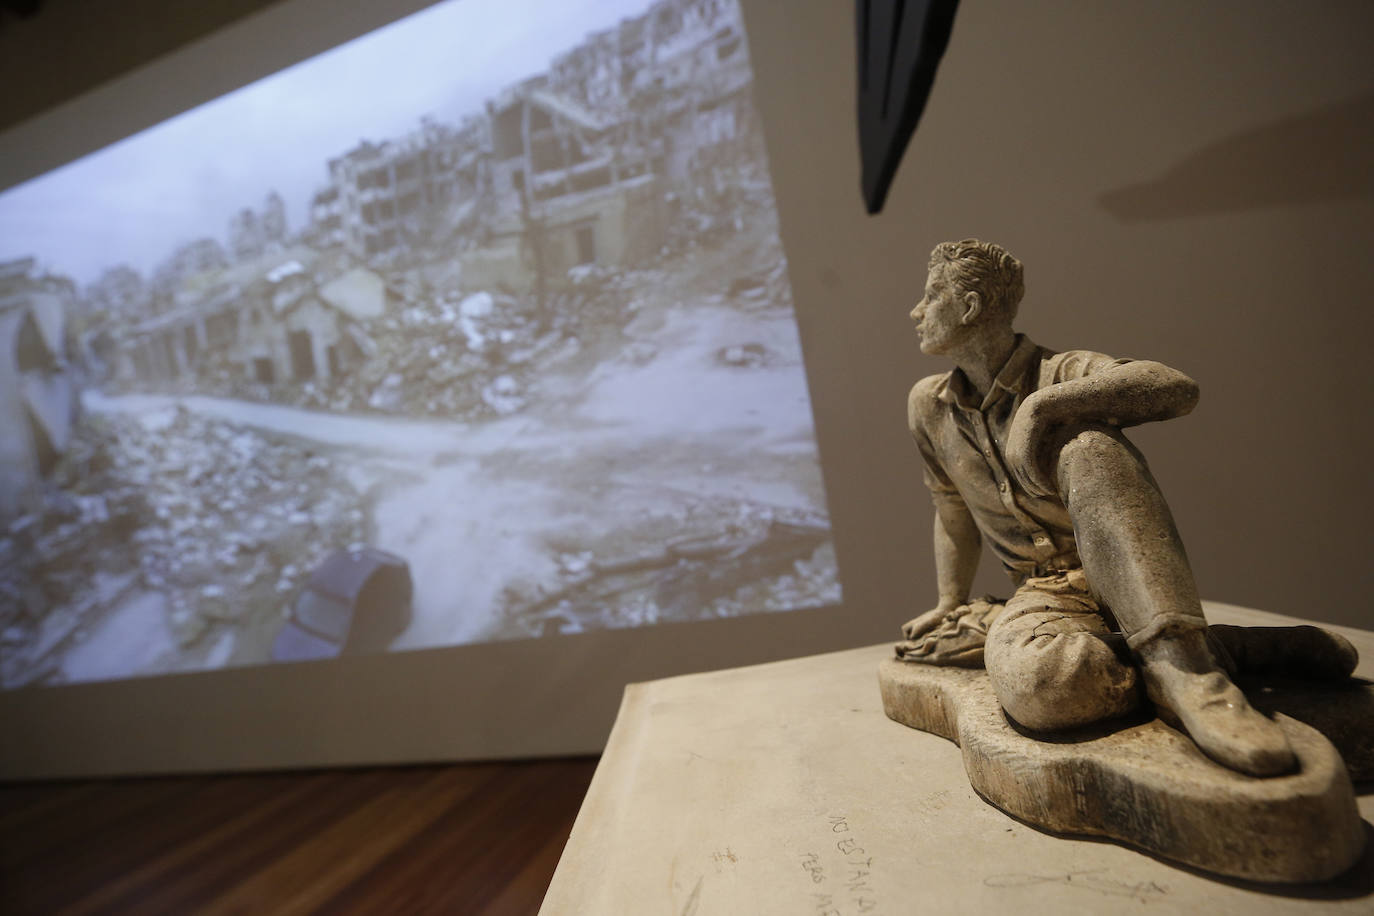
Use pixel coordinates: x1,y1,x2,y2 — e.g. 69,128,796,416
960,290,982,325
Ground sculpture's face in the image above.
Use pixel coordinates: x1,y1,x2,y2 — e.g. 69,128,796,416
910,263,967,356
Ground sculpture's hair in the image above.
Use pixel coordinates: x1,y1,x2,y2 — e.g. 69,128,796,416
928,239,1025,321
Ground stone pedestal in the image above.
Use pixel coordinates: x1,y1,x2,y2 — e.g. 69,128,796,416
879,658,1369,882
541,602,1374,914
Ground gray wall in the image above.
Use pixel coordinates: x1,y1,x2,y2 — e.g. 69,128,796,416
742,0,1373,632
0,0,1369,777
0,0,283,136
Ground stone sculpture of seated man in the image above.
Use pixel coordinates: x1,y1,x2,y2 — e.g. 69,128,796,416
899,239,1356,777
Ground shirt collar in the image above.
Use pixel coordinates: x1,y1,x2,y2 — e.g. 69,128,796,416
936,334,1040,412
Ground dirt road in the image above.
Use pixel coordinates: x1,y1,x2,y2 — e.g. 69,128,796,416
86,299,836,653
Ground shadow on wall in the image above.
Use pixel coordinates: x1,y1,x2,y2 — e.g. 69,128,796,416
1100,92,1374,221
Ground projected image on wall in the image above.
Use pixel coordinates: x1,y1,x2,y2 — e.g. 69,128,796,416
0,0,839,687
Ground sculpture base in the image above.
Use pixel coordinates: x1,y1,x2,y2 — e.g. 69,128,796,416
879,658,1369,883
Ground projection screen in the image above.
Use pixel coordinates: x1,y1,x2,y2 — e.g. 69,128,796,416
1,0,840,695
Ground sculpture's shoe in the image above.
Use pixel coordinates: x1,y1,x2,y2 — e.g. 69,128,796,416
1136,628,1298,777
878,659,1370,883
1147,668,1298,777
1210,624,1360,680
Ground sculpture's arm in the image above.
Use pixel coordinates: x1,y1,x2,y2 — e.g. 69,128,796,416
934,496,981,609
906,376,983,638
902,494,981,639
1007,361,1200,495
1025,360,1199,429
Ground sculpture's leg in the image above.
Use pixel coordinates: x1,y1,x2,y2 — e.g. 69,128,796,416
1053,424,1297,777
984,570,1142,730
1208,625,1358,680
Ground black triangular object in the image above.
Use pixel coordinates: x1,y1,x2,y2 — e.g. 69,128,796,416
856,0,959,214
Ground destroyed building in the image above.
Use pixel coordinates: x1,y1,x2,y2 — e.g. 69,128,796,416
458,79,666,292
85,265,147,319
228,209,262,262
114,251,385,389
308,186,345,250
230,192,290,263
148,237,230,316
298,0,754,289
549,0,755,176
0,257,79,518
261,192,288,247
549,0,739,106
107,0,765,401
459,0,757,292
309,123,464,262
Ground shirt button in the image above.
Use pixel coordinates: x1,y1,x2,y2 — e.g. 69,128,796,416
1033,535,1051,547
999,481,1009,494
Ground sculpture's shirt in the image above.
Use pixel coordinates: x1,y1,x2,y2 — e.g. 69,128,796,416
908,334,1131,583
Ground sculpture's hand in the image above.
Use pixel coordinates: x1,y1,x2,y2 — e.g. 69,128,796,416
901,601,961,640
896,598,1006,667
1005,393,1060,498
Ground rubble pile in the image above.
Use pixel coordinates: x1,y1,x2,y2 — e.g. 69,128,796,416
331,272,639,418
105,151,790,426
724,256,792,313
334,287,562,419
664,157,780,257
701,539,840,619
0,409,367,686
496,502,838,640
160,270,642,422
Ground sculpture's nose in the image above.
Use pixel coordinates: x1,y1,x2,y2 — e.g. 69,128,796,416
910,300,924,323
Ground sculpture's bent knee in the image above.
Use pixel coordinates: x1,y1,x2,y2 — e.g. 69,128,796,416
1054,425,1156,506
985,610,1141,731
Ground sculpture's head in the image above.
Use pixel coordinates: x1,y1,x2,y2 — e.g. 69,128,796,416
910,239,1024,355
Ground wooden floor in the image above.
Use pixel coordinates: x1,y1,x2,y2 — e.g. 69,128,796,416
0,757,598,915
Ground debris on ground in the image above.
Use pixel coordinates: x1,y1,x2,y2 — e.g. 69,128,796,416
715,342,770,368
0,409,367,687
498,505,839,639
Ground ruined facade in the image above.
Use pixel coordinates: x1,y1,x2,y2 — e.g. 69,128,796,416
229,192,289,263
457,81,664,292
301,0,752,284
261,192,287,247
311,123,464,262
85,265,147,319
308,186,346,250
108,0,761,396
229,208,262,262
149,237,230,315
0,258,78,518
116,253,384,391
457,0,753,292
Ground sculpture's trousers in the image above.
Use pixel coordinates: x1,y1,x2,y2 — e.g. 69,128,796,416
983,569,1145,731
982,426,1354,732
982,423,1220,731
